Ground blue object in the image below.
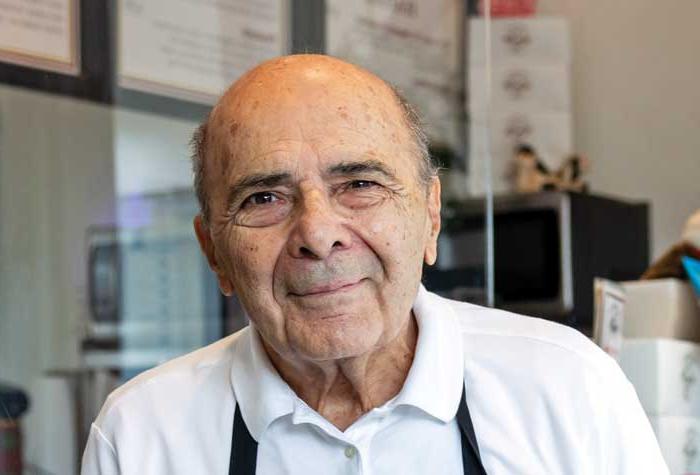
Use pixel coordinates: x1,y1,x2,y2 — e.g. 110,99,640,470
0,382,29,419
682,255,700,298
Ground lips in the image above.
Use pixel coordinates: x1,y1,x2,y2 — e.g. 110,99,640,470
290,279,363,297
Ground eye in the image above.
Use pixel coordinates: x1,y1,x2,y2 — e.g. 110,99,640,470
233,191,292,227
242,191,280,207
335,179,387,210
347,180,378,190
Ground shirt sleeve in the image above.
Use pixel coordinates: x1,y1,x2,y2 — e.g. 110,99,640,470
601,364,670,475
81,423,120,475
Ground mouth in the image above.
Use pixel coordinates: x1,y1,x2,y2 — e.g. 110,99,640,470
290,279,364,297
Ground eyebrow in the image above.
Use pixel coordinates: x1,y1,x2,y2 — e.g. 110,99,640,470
325,159,398,181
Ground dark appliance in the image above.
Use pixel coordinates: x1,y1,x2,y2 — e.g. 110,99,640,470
424,191,649,333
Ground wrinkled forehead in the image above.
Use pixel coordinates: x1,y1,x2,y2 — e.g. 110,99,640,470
206,59,415,172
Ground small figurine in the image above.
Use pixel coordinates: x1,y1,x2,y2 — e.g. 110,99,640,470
509,144,590,194
642,209,700,280
510,144,557,193
556,154,590,193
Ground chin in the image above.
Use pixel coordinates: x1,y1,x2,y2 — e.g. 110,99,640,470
287,314,382,361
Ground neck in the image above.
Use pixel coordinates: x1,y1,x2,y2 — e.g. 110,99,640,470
263,314,418,431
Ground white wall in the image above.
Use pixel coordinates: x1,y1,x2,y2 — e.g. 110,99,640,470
538,0,700,259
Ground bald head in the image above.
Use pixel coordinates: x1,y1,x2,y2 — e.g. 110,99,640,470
191,54,435,224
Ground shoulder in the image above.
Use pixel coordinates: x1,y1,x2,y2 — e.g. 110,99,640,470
93,328,248,433
446,296,612,368
430,293,624,391
439,294,634,426
433,295,667,473
84,330,250,473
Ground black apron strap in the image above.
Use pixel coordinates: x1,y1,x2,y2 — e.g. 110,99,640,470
227,384,487,475
457,385,488,475
228,404,258,475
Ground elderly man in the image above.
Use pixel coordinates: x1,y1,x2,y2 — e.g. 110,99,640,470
82,55,667,474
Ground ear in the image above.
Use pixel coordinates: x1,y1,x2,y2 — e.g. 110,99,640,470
193,215,235,296
423,177,442,266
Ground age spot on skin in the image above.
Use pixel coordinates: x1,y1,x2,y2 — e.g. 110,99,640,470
229,121,240,137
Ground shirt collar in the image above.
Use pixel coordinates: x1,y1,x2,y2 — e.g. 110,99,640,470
393,284,465,422
229,326,296,441
229,284,465,440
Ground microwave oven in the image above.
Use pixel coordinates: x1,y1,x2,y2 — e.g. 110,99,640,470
423,191,649,333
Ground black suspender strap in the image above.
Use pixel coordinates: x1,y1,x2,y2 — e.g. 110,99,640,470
228,384,487,474
228,404,258,475
456,385,488,475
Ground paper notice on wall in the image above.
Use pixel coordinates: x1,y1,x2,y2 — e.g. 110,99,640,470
0,0,79,75
119,225,208,349
593,278,626,360
118,0,288,104
326,0,464,153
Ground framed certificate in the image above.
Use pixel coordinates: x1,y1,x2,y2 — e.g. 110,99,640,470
117,0,290,105
326,0,465,152
0,0,80,76
0,1,112,104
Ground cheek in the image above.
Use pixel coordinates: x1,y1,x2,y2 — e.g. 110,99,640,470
217,228,293,344
217,228,282,293
360,202,427,269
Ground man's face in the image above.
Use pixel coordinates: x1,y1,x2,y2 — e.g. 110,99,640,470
197,59,440,362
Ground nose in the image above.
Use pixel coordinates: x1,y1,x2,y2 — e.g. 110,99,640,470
287,188,353,260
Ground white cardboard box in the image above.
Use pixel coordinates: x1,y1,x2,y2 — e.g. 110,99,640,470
469,63,571,117
620,339,700,418
469,18,571,66
648,415,700,475
622,279,700,341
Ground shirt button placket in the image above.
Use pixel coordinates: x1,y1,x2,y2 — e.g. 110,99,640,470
344,444,365,474
344,445,357,459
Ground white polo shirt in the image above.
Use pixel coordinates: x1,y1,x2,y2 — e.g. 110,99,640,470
82,286,669,474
